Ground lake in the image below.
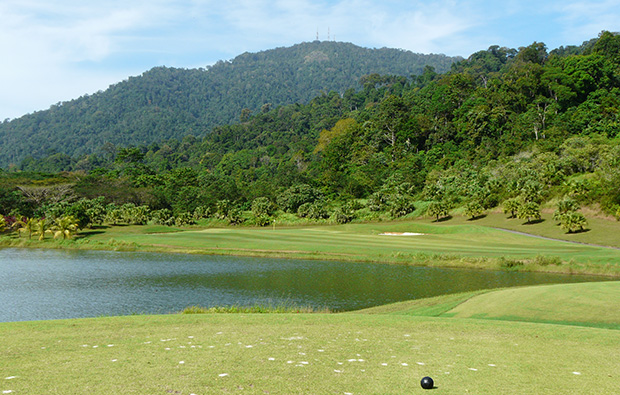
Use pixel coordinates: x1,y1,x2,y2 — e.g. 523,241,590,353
0,248,604,322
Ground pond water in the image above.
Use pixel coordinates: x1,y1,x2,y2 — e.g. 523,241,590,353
0,248,605,322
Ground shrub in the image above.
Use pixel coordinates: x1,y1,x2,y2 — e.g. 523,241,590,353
227,207,244,225
559,211,588,233
216,200,232,219
533,255,562,266
175,212,196,227
553,197,580,222
517,201,541,224
151,209,174,225
499,257,524,270
366,192,387,212
389,194,415,218
251,197,275,217
193,206,211,220
277,184,322,213
331,206,354,224
253,214,272,227
298,201,329,219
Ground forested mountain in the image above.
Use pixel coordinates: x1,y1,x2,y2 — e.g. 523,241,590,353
0,41,459,168
3,32,620,231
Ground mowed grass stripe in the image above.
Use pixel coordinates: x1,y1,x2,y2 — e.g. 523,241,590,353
130,225,620,263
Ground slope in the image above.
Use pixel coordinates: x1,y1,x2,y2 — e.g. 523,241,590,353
0,41,459,168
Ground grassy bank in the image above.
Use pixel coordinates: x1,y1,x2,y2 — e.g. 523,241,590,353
4,213,620,276
2,282,619,394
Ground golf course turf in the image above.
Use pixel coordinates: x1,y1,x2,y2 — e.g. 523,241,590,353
1,217,620,393
2,282,619,394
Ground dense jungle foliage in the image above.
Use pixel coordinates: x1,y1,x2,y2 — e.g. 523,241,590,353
0,41,458,168
1,32,620,234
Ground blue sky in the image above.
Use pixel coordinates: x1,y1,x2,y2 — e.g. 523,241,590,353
1,0,619,120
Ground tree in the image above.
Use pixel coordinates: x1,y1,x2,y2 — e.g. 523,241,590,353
464,201,484,220
0,216,6,233
374,95,409,161
553,197,580,222
52,215,79,239
517,201,541,224
277,184,322,213
427,201,449,221
559,211,588,233
503,198,521,218
15,217,36,239
34,218,53,240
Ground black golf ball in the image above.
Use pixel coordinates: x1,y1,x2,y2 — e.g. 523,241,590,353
420,376,434,390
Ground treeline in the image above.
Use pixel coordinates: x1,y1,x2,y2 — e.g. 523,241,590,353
0,41,458,168
2,32,620,233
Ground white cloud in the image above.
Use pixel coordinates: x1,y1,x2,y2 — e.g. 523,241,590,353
552,1,620,45
0,0,618,120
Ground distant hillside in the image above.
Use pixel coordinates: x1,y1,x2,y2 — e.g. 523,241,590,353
0,41,460,168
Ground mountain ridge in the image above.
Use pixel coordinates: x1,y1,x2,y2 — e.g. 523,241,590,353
0,41,460,168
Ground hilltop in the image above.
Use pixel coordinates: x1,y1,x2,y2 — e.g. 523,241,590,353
0,41,459,168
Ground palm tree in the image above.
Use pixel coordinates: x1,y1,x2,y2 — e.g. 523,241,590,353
560,212,588,233
34,218,53,241
15,217,37,239
517,201,541,224
52,215,79,240
502,197,521,218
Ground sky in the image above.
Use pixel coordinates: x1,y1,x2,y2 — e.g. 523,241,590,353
1,0,619,121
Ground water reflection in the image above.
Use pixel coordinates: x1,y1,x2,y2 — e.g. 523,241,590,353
0,248,604,322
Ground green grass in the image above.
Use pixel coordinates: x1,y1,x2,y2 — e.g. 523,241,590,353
1,306,619,394
430,211,620,248
359,281,620,328
3,280,620,394
70,218,620,276
443,281,620,329
4,211,620,276
3,215,620,393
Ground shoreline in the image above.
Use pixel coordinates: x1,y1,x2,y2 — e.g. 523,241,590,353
2,228,620,278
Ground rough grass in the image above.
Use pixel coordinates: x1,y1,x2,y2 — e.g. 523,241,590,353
181,302,330,314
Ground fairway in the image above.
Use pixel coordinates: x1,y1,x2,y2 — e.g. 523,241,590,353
444,281,620,328
91,221,620,275
2,312,619,394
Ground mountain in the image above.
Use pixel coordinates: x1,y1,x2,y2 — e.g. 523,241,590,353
0,41,460,168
